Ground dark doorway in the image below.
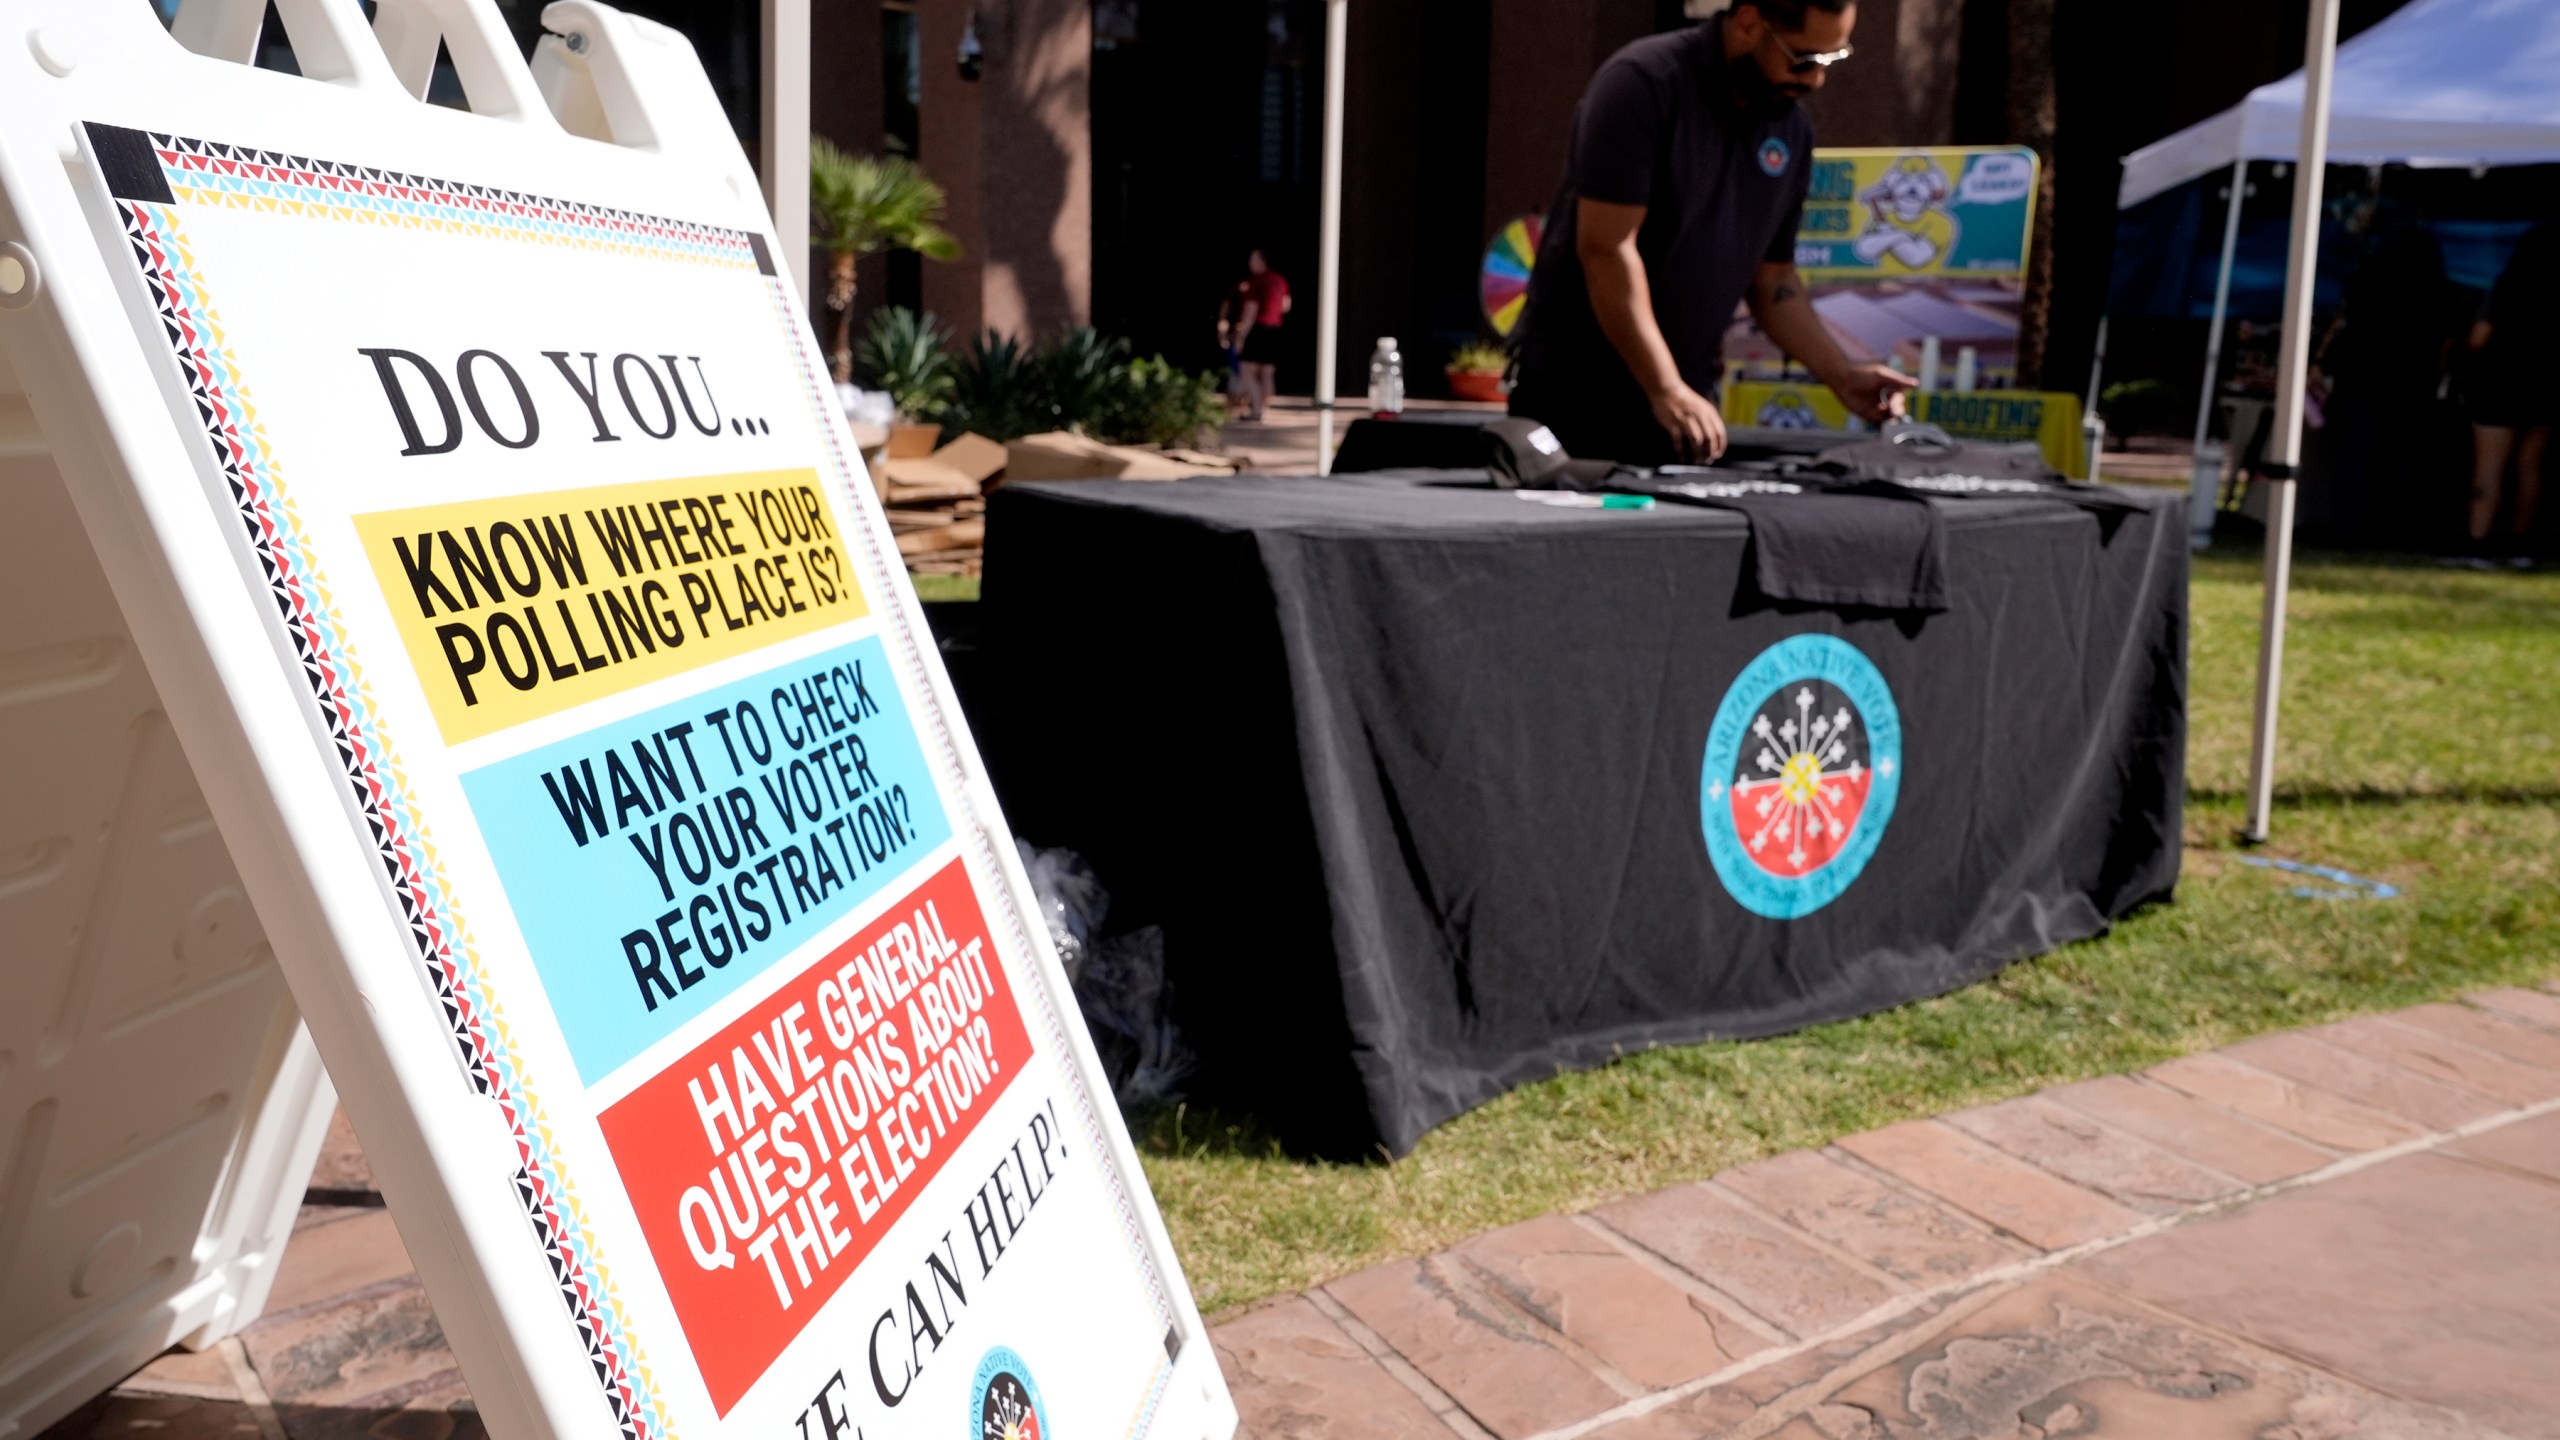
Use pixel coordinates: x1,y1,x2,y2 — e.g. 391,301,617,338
1092,0,1327,389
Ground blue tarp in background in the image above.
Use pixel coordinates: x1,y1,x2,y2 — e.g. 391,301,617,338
2108,171,2538,321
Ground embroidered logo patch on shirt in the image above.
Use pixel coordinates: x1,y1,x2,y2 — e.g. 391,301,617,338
1757,137,1792,177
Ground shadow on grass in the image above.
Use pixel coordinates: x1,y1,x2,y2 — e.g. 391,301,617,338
1134,1099,1406,1167
2186,783,2560,807
2196,544,2556,572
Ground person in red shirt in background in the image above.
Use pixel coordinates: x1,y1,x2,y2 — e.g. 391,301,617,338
1220,249,1291,423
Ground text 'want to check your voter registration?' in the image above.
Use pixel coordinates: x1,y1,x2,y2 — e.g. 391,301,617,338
94,124,1179,1440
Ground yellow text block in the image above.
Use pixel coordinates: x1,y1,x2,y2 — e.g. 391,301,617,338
354,470,866,743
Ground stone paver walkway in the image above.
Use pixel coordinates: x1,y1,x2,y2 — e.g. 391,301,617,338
1212,985,2560,1440
39,1113,480,1440
42,986,2560,1440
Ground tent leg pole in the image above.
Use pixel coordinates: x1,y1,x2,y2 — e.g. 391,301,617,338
760,0,811,302
2192,157,2248,460
2082,315,2109,417
2246,477,2298,839
2245,0,2341,843
1313,0,1348,476
2189,158,2249,550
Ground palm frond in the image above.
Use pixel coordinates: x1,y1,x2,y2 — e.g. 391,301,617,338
810,138,963,262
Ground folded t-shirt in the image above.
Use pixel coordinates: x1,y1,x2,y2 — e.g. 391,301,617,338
1858,470,2149,516
1643,472,1947,613
1813,433,2060,482
1809,434,2147,516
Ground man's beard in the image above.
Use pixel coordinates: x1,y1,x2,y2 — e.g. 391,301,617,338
1727,54,1807,122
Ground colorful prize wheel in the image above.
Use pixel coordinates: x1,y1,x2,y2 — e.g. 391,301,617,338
1480,213,1544,337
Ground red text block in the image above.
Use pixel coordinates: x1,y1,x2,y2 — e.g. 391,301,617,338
597,859,1034,1412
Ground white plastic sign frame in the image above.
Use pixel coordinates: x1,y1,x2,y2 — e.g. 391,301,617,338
3,253,343,1435
0,4,1236,1440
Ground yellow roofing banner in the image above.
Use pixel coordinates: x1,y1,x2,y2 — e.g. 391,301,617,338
1795,147,2041,281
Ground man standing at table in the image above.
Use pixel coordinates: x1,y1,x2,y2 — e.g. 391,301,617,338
1509,0,1913,465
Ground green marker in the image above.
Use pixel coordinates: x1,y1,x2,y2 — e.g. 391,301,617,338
1600,494,1655,510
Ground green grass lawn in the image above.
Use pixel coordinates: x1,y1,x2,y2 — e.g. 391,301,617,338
909,573,982,604
1104,550,2560,1315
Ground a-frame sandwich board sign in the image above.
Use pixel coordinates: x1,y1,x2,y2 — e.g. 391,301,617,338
0,3,1239,1439
0,393,336,1440
0,91,343,1421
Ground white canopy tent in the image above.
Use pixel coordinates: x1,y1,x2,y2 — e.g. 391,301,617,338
2127,0,2560,541
2119,0,2560,210
2110,0,2560,838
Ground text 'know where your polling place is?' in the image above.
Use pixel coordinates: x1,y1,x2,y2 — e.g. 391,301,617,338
354,471,862,742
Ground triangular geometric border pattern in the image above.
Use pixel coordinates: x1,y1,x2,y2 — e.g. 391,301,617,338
149,131,759,270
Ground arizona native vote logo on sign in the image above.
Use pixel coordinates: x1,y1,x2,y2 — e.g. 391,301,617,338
972,1348,1049,1440
1700,635,1902,918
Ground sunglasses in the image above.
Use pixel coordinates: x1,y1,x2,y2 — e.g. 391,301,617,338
1768,34,1855,73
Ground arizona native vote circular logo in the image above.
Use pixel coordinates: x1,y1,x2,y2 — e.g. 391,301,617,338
1700,634,1901,918
1757,137,1792,177
972,1348,1049,1440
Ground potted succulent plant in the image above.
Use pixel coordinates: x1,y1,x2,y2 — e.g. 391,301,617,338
855,306,957,455
1445,341,1508,403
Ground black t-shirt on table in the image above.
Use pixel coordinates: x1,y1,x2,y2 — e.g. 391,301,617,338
1511,18,1813,458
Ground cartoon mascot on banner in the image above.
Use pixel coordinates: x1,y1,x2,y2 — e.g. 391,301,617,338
1852,154,1958,272
1755,390,1824,430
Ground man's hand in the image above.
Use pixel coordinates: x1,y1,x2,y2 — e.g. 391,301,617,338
1748,262,1921,428
1575,197,1713,461
1650,381,1728,461
1829,364,1918,425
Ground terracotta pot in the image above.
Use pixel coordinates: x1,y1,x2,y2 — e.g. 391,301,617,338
1446,370,1505,403
888,421,943,458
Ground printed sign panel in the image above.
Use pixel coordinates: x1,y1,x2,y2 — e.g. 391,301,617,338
350,473,865,742
1794,147,2040,280
1910,390,2088,476
595,858,1037,1410
76,119,1191,1440
462,635,954,1081
1727,382,2086,474
1727,380,1856,433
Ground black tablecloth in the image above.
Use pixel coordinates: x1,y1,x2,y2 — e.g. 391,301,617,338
978,470,2187,1157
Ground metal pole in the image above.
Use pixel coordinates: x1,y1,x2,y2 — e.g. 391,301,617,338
2191,156,2249,458
2245,0,2342,843
2082,315,2109,417
1314,0,1348,475
761,0,812,300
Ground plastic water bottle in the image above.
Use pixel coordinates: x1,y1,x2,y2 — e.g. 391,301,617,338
1368,337,1405,417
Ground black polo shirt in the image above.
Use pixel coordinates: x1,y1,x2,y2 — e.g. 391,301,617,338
1511,18,1813,458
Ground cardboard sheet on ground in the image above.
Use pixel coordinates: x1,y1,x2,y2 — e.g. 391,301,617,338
0,6,1232,1439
